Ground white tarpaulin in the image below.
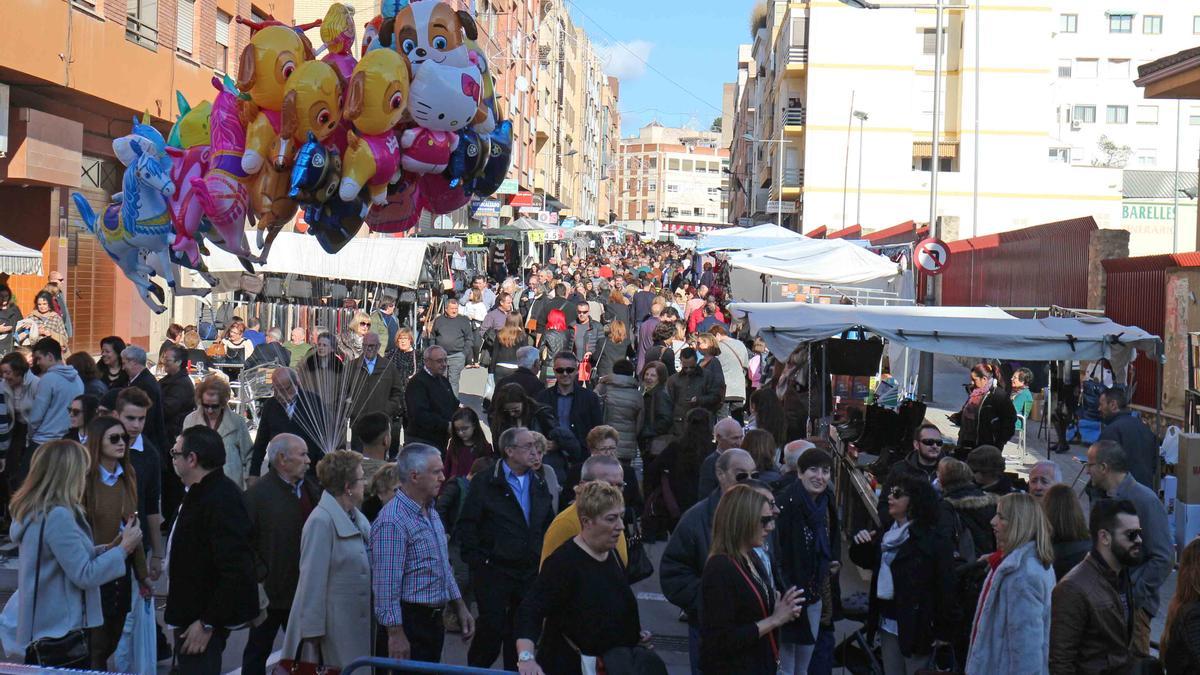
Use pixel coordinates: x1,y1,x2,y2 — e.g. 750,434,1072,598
0,236,43,276
203,232,459,288
726,238,902,286
730,302,1161,378
696,223,804,252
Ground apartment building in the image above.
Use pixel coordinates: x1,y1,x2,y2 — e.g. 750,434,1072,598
726,0,1127,240
0,0,291,348
616,124,730,234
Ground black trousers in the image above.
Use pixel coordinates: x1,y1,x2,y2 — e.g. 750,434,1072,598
401,603,446,663
241,608,289,675
468,566,531,670
173,627,228,675
161,467,185,530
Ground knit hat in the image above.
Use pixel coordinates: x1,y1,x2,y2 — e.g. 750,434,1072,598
967,445,1005,475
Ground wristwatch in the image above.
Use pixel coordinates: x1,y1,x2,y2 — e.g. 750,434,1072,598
518,650,535,663
200,623,214,633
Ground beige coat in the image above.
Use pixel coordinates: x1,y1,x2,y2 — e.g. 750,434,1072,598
281,491,372,668
182,408,253,489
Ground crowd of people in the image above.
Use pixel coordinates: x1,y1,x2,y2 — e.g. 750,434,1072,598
0,240,1193,675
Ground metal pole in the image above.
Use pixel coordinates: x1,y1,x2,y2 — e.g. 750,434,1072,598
842,90,856,229
972,0,980,239
750,107,759,222
929,0,943,240
856,116,866,226
778,111,785,229
1174,100,1181,254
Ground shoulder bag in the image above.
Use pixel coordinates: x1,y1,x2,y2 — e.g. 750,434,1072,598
24,514,90,668
272,638,340,675
624,518,655,585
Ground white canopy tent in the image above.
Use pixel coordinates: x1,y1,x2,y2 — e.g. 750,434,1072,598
0,236,43,276
696,223,804,253
722,238,906,302
203,232,460,288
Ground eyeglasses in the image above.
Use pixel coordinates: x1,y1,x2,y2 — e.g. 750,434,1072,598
1121,529,1143,542
889,487,908,499
201,403,223,411
169,449,189,459
735,470,761,482
919,439,944,447
761,515,777,527
595,444,618,453
359,321,370,326
106,433,130,445
67,407,83,415
554,367,577,374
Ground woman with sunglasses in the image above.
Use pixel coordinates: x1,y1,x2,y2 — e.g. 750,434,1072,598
849,476,955,675
700,484,804,674
82,418,149,667
181,375,252,489
951,363,1016,460
964,493,1055,675
65,394,99,444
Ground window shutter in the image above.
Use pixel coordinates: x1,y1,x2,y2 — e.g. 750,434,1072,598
215,12,230,47
176,0,194,54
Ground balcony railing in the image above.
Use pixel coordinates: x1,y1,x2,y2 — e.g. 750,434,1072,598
784,107,806,126
769,169,804,200
787,46,808,65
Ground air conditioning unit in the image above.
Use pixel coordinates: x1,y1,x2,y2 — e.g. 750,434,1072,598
1070,120,1082,130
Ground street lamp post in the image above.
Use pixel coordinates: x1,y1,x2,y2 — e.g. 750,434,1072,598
853,110,868,226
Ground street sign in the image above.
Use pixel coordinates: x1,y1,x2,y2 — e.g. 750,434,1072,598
737,217,753,227
766,200,797,214
914,237,951,275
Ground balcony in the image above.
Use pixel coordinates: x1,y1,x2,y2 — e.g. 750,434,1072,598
769,168,804,200
784,106,805,135
780,10,808,77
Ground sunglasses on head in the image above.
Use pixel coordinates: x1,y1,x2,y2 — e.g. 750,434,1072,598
554,367,577,374
68,407,83,415
919,438,944,447
107,433,130,445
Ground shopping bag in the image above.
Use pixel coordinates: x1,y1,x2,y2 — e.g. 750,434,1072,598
130,594,157,674
1161,426,1182,464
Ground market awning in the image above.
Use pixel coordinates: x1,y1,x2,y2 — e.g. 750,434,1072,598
726,238,902,286
0,236,44,276
730,302,1161,375
203,232,460,289
696,223,804,252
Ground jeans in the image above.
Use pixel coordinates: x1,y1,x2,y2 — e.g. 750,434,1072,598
446,352,467,397
242,608,288,675
688,623,702,675
173,626,229,675
808,625,835,675
778,600,822,674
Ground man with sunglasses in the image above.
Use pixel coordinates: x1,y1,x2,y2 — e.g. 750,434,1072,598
875,423,945,527
570,300,601,360
1082,440,1170,657
534,351,602,465
1050,499,1142,674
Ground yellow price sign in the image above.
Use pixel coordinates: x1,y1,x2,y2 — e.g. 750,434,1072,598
527,231,545,244
466,233,485,246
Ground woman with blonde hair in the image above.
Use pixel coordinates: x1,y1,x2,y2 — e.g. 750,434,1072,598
590,319,634,381
701,484,803,674
11,439,142,667
338,311,372,361
182,374,253,488
219,319,254,363
964,492,1056,674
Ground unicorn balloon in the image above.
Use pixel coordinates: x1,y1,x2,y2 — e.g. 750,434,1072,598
72,119,187,313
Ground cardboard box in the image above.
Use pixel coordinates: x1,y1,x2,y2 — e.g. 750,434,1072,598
1177,501,1200,553
1175,433,1200,503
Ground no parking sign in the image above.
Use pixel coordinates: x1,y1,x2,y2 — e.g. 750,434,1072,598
914,237,951,275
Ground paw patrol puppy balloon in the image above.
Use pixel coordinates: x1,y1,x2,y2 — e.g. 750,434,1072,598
339,48,411,205
380,0,479,70
236,21,314,175
277,60,343,168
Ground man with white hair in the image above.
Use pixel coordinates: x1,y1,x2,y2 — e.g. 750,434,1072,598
697,417,746,497
122,343,168,452
248,367,325,481
497,345,543,398
371,443,475,663
1028,460,1063,503
241,433,320,675
778,439,817,492
404,345,460,449
244,326,291,369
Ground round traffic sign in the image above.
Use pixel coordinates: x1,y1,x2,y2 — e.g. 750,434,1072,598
914,237,951,275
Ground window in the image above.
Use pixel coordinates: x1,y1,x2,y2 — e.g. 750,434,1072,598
1058,59,1073,78
1059,13,1077,33
215,11,231,73
1195,16,1200,34
1106,106,1128,124
693,207,705,217
126,0,159,49
921,28,946,56
707,187,721,195
1143,15,1162,34
1049,147,1070,163
1109,13,1132,33
666,184,679,193
1074,59,1098,78
667,158,680,171
1105,59,1130,79
175,0,195,55
648,181,656,192
1073,105,1096,123
916,157,955,172
681,159,694,172
1136,105,1158,124
1136,149,1157,167
647,203,656,213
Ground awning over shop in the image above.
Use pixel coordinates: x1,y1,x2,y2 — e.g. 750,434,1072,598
696,223,804,252
730,302,1161,376
726,238,901,286
203,233,460,289
0,236,44,276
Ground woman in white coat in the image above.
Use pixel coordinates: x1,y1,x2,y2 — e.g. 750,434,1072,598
281,450,372,669
181,375,253,488
964,493,1056,675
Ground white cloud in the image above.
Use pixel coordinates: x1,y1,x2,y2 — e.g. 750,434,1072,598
598,40,654,81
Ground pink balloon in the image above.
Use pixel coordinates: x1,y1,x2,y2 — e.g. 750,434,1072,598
365,174,423,233
419,173,469,214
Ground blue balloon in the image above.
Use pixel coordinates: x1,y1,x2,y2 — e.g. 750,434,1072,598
467,119,512,197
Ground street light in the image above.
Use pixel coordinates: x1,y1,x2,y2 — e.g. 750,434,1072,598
853,110,869,227
840,0,969,240
742,114,793,229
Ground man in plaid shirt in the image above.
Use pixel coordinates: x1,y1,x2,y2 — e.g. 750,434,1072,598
370,443,475,663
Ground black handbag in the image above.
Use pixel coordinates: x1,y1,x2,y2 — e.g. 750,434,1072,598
24,515,90,668
624,519,654,584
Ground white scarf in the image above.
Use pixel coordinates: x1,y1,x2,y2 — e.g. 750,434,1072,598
877,521,911,601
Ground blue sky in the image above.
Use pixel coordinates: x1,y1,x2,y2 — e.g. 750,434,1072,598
566,0,748,137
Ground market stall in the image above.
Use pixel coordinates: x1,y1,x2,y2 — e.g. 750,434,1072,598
696,223,804,253
724,237,906,302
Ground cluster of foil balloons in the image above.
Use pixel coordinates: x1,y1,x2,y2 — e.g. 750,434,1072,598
71,0,512,312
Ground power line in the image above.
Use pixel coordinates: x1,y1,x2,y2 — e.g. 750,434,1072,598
563,0,723,115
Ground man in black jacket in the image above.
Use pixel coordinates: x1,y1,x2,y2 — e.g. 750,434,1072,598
158,344,196,446
248,367,325,480
496,346,544,398
348,332,404,432
165,426,258,675
428,298,476,396
457,426,554,670
404,345,460,449
122,344,168,453
876,423,945,526
241,434,321,675
243,327,291,369
534,351,603,465
1098,388,1159,488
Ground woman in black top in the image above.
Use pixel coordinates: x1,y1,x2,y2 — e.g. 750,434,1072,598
1043,484,1090,580
589,319,634,381
489,314,529,381
952,363,1017,458
515,483,654,675
644,408,711,538
98,336,129,390
1163,538,1200,674
701,484,804,675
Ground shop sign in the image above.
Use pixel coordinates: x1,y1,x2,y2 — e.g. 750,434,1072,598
472,198,502,218
518,205,540,215
508,192,543,209
466,232,486,246
537,210,559,224
543,228,564,241
496,178,519,195
527,231,545,244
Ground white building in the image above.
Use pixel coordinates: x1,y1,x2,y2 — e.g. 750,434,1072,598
616,124,730,232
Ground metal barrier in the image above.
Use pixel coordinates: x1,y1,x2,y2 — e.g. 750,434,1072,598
342,657,510,674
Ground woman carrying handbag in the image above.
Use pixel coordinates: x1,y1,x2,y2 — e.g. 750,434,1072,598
11,439,142,668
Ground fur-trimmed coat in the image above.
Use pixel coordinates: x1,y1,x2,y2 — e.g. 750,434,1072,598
965,541,1055,675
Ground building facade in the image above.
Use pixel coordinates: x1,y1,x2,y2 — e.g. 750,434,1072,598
0,0,293,349
616,123,730,233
